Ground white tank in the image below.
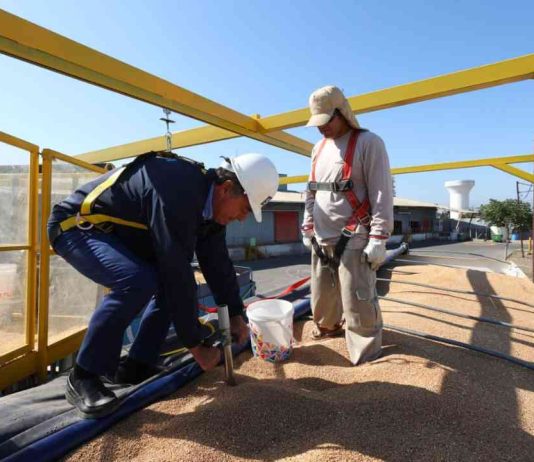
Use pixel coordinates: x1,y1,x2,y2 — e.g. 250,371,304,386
445,180,475,219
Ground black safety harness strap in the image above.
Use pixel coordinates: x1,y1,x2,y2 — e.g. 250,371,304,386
50,152,205,244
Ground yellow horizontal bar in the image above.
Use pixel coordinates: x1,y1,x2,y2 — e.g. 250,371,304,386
79,54,534,162
0,131,39,152
391,153,534,175
0,344,31,367
0,244,31,251
47,329,86,364
279,175,308,185
42,148,107,173
78,126,312,163
492,164,534,183
0,351,37,390
0,10,310,157
280,153,534,184
261,54,534,131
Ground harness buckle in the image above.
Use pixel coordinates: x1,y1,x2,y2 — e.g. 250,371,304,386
341,227,354,238
336,179,353,192
75,213,94,231
307,181,318,191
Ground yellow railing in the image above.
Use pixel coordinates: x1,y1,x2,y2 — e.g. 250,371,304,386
0,139,105,390
37,150,105,381
0,132,39,389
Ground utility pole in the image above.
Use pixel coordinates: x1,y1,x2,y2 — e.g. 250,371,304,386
516,181,525,258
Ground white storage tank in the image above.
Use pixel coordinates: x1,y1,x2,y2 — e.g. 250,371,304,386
445,180,475,219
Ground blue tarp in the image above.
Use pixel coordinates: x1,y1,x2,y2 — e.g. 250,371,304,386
0,298,311,462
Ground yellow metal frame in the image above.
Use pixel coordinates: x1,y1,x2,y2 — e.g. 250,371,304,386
3,9,531,163
0,9,310,157
0,140,104,390
0,132,39,389
37,149,105,380
279,154,534,185
77,53,534,163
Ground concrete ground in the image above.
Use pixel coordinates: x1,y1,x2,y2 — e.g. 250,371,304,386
509,248,533,280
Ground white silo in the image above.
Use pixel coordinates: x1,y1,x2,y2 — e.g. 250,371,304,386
444,180,475,219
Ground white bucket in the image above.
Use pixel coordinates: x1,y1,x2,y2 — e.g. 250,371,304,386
247,299,294,362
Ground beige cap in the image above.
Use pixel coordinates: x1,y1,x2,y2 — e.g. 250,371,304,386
306,85,360,129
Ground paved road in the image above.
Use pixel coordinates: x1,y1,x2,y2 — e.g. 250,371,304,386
237,254,311,296
402,239,528,275
236,239,531,294
406,238,522,261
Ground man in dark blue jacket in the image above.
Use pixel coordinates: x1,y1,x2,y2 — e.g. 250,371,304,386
48,151,279,418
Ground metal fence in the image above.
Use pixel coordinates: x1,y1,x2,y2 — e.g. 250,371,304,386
0,133,105,391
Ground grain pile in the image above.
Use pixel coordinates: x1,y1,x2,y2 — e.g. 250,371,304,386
64,265,534,462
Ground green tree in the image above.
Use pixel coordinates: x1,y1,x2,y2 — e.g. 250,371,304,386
479,199,532,238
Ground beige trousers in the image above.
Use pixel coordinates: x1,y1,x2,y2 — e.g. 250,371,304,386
311,246,383,365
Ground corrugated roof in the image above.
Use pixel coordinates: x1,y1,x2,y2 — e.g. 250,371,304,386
393,198,439,208
271,190,307,203
271,192,441,209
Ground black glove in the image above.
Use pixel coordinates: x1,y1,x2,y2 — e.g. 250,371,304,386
199,321,223,347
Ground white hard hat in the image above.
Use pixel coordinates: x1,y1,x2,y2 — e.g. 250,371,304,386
220,153,279,223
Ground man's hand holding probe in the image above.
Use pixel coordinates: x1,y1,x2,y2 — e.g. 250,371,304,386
190,315,249,371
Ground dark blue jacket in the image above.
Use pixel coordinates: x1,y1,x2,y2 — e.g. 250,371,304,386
49,153,244,347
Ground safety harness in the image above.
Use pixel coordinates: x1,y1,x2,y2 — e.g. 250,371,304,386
306,129,371,274
51,152,205,242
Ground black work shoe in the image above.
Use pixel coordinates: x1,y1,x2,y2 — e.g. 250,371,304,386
114,357,166,385
65,371,119,419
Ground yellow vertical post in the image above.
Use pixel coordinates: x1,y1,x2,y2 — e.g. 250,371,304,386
37,151,53,381
25,148,39,349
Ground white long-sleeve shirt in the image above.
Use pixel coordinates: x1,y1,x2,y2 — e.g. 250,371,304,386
303,130,394,250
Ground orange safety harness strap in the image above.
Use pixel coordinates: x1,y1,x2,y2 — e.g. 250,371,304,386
306,130,371,275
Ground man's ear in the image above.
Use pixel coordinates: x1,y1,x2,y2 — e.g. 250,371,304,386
222,180,234,195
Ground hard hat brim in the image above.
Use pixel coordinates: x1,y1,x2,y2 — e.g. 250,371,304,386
250,201,263,223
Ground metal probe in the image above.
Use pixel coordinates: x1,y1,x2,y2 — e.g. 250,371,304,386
217,304,236,386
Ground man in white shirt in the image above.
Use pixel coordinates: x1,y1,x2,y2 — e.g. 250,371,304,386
302,85,393,365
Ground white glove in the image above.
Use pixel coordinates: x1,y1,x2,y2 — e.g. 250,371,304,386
301,223,314,250
362,238,387,271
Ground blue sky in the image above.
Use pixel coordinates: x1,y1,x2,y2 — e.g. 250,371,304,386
0,0,533,207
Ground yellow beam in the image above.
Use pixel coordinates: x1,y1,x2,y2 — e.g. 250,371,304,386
0,244,31,251
45,149,107,173
0,131,39,152
492,164,534,183
391,153,534,175
390,153,534,175
78,54,534,162
280,154,534,184
0,9,309,157
78,125,313,163
261,54,534,130
279,175,308,185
